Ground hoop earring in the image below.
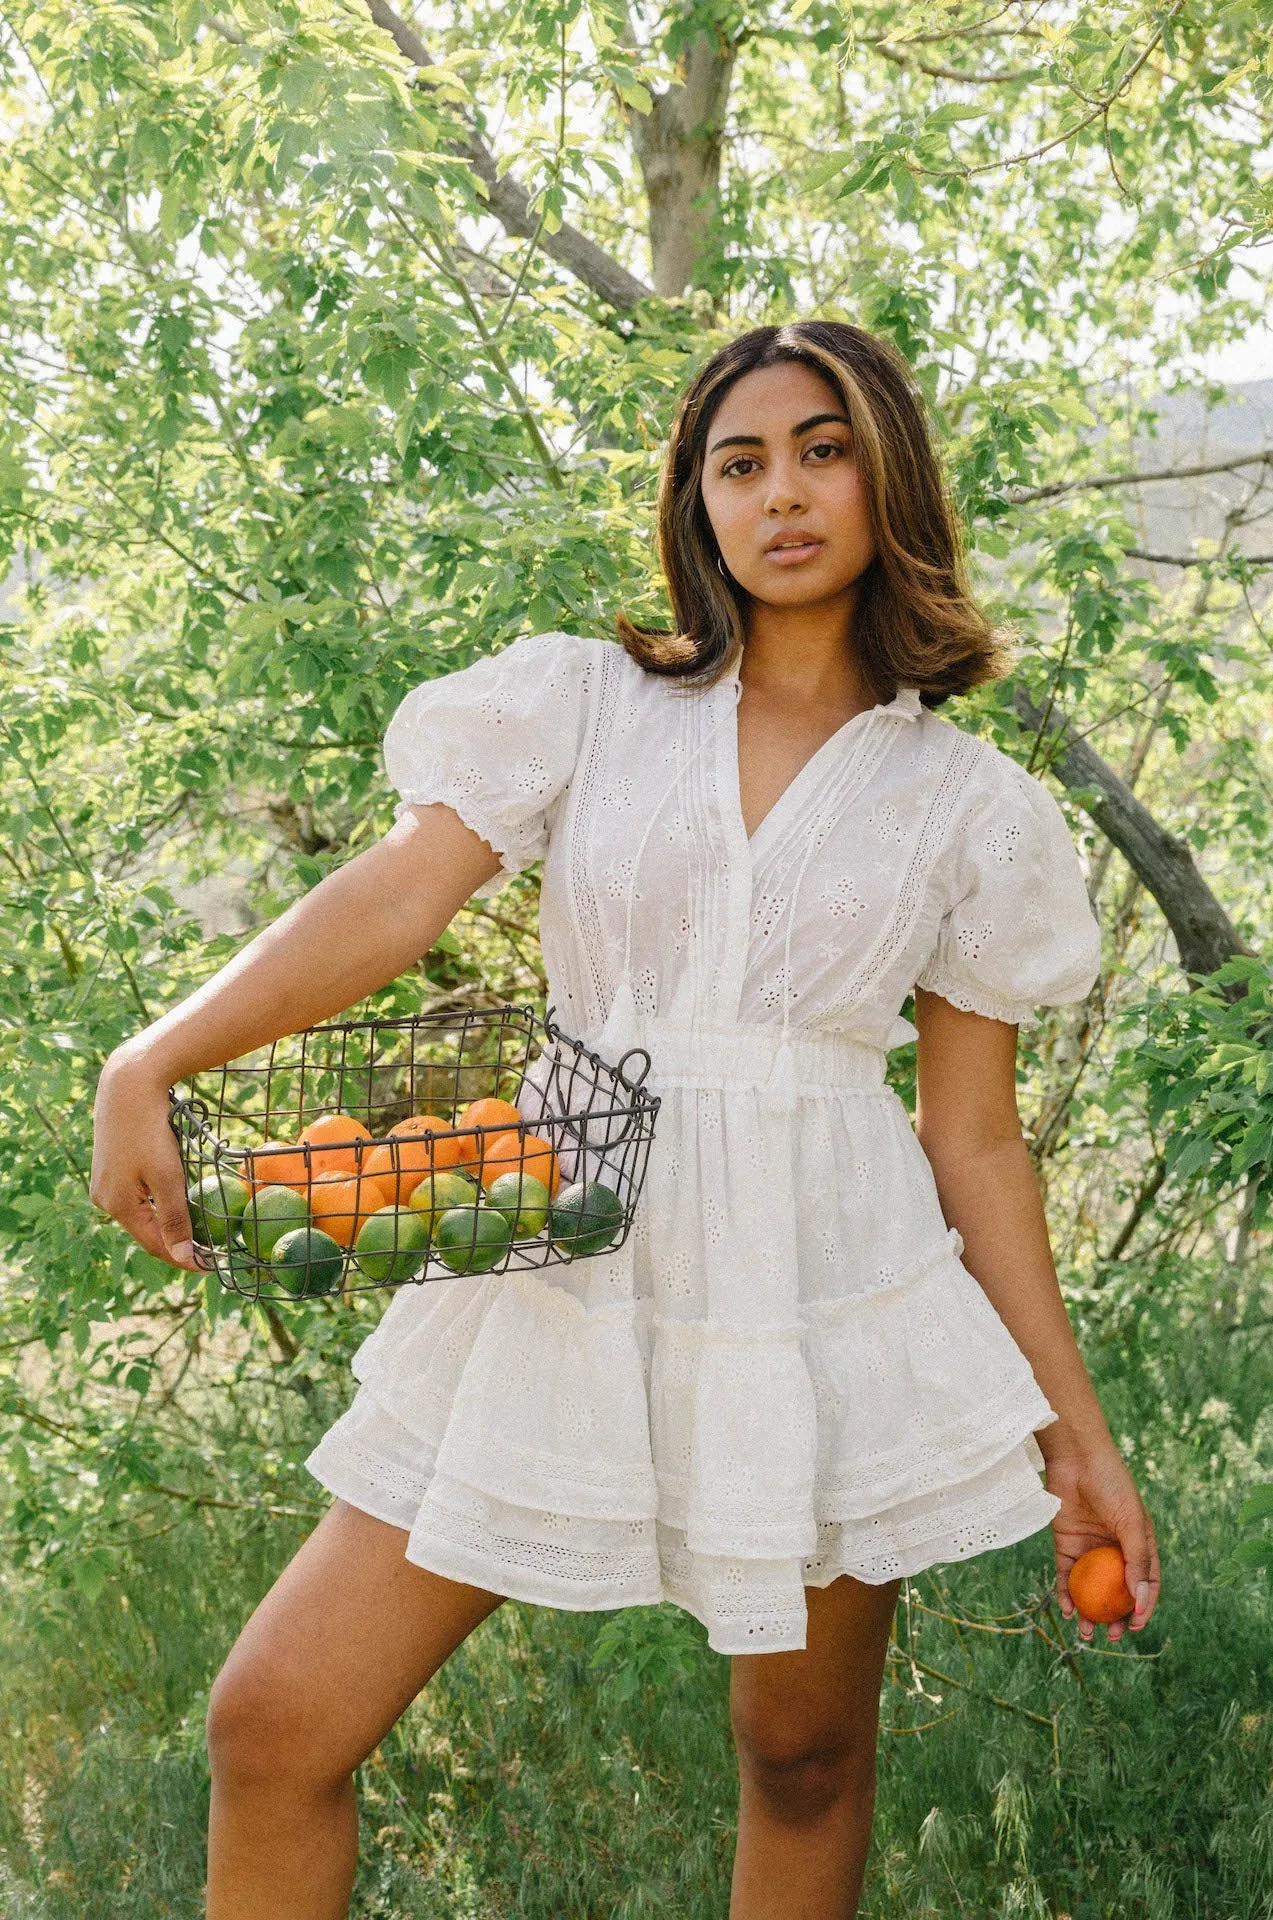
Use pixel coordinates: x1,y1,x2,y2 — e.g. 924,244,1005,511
716,556,728,579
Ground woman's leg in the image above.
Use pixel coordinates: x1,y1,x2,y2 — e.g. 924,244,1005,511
728,1575,901,1920
205,1498,505,1920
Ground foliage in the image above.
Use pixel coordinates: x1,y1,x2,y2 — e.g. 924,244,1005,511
1112,958,1273,1223
1228,1480,1273,1581
3,1286,1273,1914
0,0,1271,1902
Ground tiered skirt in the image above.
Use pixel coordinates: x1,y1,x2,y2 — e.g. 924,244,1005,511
307,1017,1059,1653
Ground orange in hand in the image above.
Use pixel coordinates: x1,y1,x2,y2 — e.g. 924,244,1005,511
309,1171,390,1247
454,1097,526,1174
478,1129,560,1197
298,1113,373,1179
1068,1546,1135,1624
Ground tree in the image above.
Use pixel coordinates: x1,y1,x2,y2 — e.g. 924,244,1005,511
0,0,1270,1568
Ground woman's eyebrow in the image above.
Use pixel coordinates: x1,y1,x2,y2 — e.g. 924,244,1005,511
707,411,851,455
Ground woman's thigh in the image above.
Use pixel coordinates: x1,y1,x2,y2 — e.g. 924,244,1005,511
729,1576,901,1766
208,1498,505,1784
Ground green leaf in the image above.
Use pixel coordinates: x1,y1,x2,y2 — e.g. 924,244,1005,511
924,104,991,130
1230,1537,1273,1572
1169,1137,1215,1179
1238,1484,1273,1525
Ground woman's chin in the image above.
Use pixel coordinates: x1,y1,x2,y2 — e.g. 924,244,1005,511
739,568,860,610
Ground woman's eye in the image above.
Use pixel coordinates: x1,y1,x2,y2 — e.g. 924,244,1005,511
722,456,758,478
805,440,842,462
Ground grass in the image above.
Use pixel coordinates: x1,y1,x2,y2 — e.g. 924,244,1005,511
3,1262,1273,1917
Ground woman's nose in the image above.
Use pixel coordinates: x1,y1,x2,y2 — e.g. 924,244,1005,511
761,457,807,515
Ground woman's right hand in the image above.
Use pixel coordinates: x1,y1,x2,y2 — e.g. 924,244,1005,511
90,1051,205,1272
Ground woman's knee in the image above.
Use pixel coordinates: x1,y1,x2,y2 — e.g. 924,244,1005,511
731,1703,878,1827
207,1652,346,1796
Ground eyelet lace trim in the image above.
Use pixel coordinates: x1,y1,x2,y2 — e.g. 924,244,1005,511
823,727,984,1022
307,1385,1059,1653
564,642,625,1032
910,961,1040,1028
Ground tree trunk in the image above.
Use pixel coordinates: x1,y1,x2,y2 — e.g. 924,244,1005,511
1013,687,1249,979
625,25,737,296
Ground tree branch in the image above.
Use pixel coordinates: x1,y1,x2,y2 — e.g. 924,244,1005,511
362,0,654,311
1125,547,1273,569
1012,687,1250,979
867,38,1038,83
1009,450,1273,505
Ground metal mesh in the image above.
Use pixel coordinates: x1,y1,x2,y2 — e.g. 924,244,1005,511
168,1005,659,1303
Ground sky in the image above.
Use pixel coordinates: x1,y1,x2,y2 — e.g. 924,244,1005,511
1202,321,1273,389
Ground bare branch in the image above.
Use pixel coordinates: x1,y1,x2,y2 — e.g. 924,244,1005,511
363,0,654,311
1125,547,1273,569
1009,450,1273,505
867,38,1038,84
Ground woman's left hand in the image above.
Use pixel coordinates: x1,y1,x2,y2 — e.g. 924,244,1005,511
1043,1441,1161,1643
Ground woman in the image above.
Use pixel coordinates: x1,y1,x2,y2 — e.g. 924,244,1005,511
91,319,1160,1919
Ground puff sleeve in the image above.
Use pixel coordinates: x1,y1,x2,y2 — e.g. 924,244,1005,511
915,745,1102,1025
383,630,599,899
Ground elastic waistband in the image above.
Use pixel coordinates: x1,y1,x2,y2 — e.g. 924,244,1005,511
589,1013,888,1094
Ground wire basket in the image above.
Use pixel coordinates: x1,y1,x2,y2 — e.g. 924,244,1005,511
169,1005,660,1302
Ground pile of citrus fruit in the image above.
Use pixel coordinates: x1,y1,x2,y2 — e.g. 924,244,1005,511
187,1098,624,1297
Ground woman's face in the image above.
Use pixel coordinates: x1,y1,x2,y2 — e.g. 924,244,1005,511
697,360,876,611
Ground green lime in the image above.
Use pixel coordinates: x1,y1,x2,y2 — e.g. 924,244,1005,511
270,1226,344,1297
408,1169,479,1237
188,1171,250,1247
354,1205,431,1285
548,1181,624,1259
241,1184,310,1260
433,1206,512,1275
485,1171,551,1238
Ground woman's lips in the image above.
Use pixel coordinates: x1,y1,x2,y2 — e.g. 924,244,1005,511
763,539,824,565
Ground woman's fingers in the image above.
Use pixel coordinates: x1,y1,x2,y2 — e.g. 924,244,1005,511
151,1174,200,1270
1053,1550,1077,1619
1053,1505,1160,1644
108,1187,174,1265
91,1059,207,1271
1124,1508,1161,1634
106,1176,204,1272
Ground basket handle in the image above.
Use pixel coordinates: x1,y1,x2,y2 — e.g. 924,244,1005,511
614,1046,652,1092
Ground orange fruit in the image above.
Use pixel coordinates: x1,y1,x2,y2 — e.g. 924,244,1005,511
364,1115,464,1203
477,1129,561,1197
308,1171,390,1247
389,1114,462,1170
1068,1546,1135,1624
453,1097,526,1173
364,1139,435,1205
298,1112,372,1179
243,1139,310,1191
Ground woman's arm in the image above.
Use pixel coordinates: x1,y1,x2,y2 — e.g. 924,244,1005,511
91,804,501,1273
913,986,1161,1641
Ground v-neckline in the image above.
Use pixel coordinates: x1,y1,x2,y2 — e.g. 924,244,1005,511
722,668,921,858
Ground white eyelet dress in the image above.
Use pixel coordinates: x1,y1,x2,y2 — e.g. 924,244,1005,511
306,631,1103,1654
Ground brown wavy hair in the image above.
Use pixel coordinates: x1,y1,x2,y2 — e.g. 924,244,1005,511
616,320,1005,705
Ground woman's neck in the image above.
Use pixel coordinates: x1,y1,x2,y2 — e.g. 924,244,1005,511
740,587,871,718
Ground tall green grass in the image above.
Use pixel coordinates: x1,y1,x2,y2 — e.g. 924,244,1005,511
3,1262,1272,1917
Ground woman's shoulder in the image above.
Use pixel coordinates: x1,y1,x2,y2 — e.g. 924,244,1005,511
489,627,613,677
918,706,1058,811
912,708,1086,891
